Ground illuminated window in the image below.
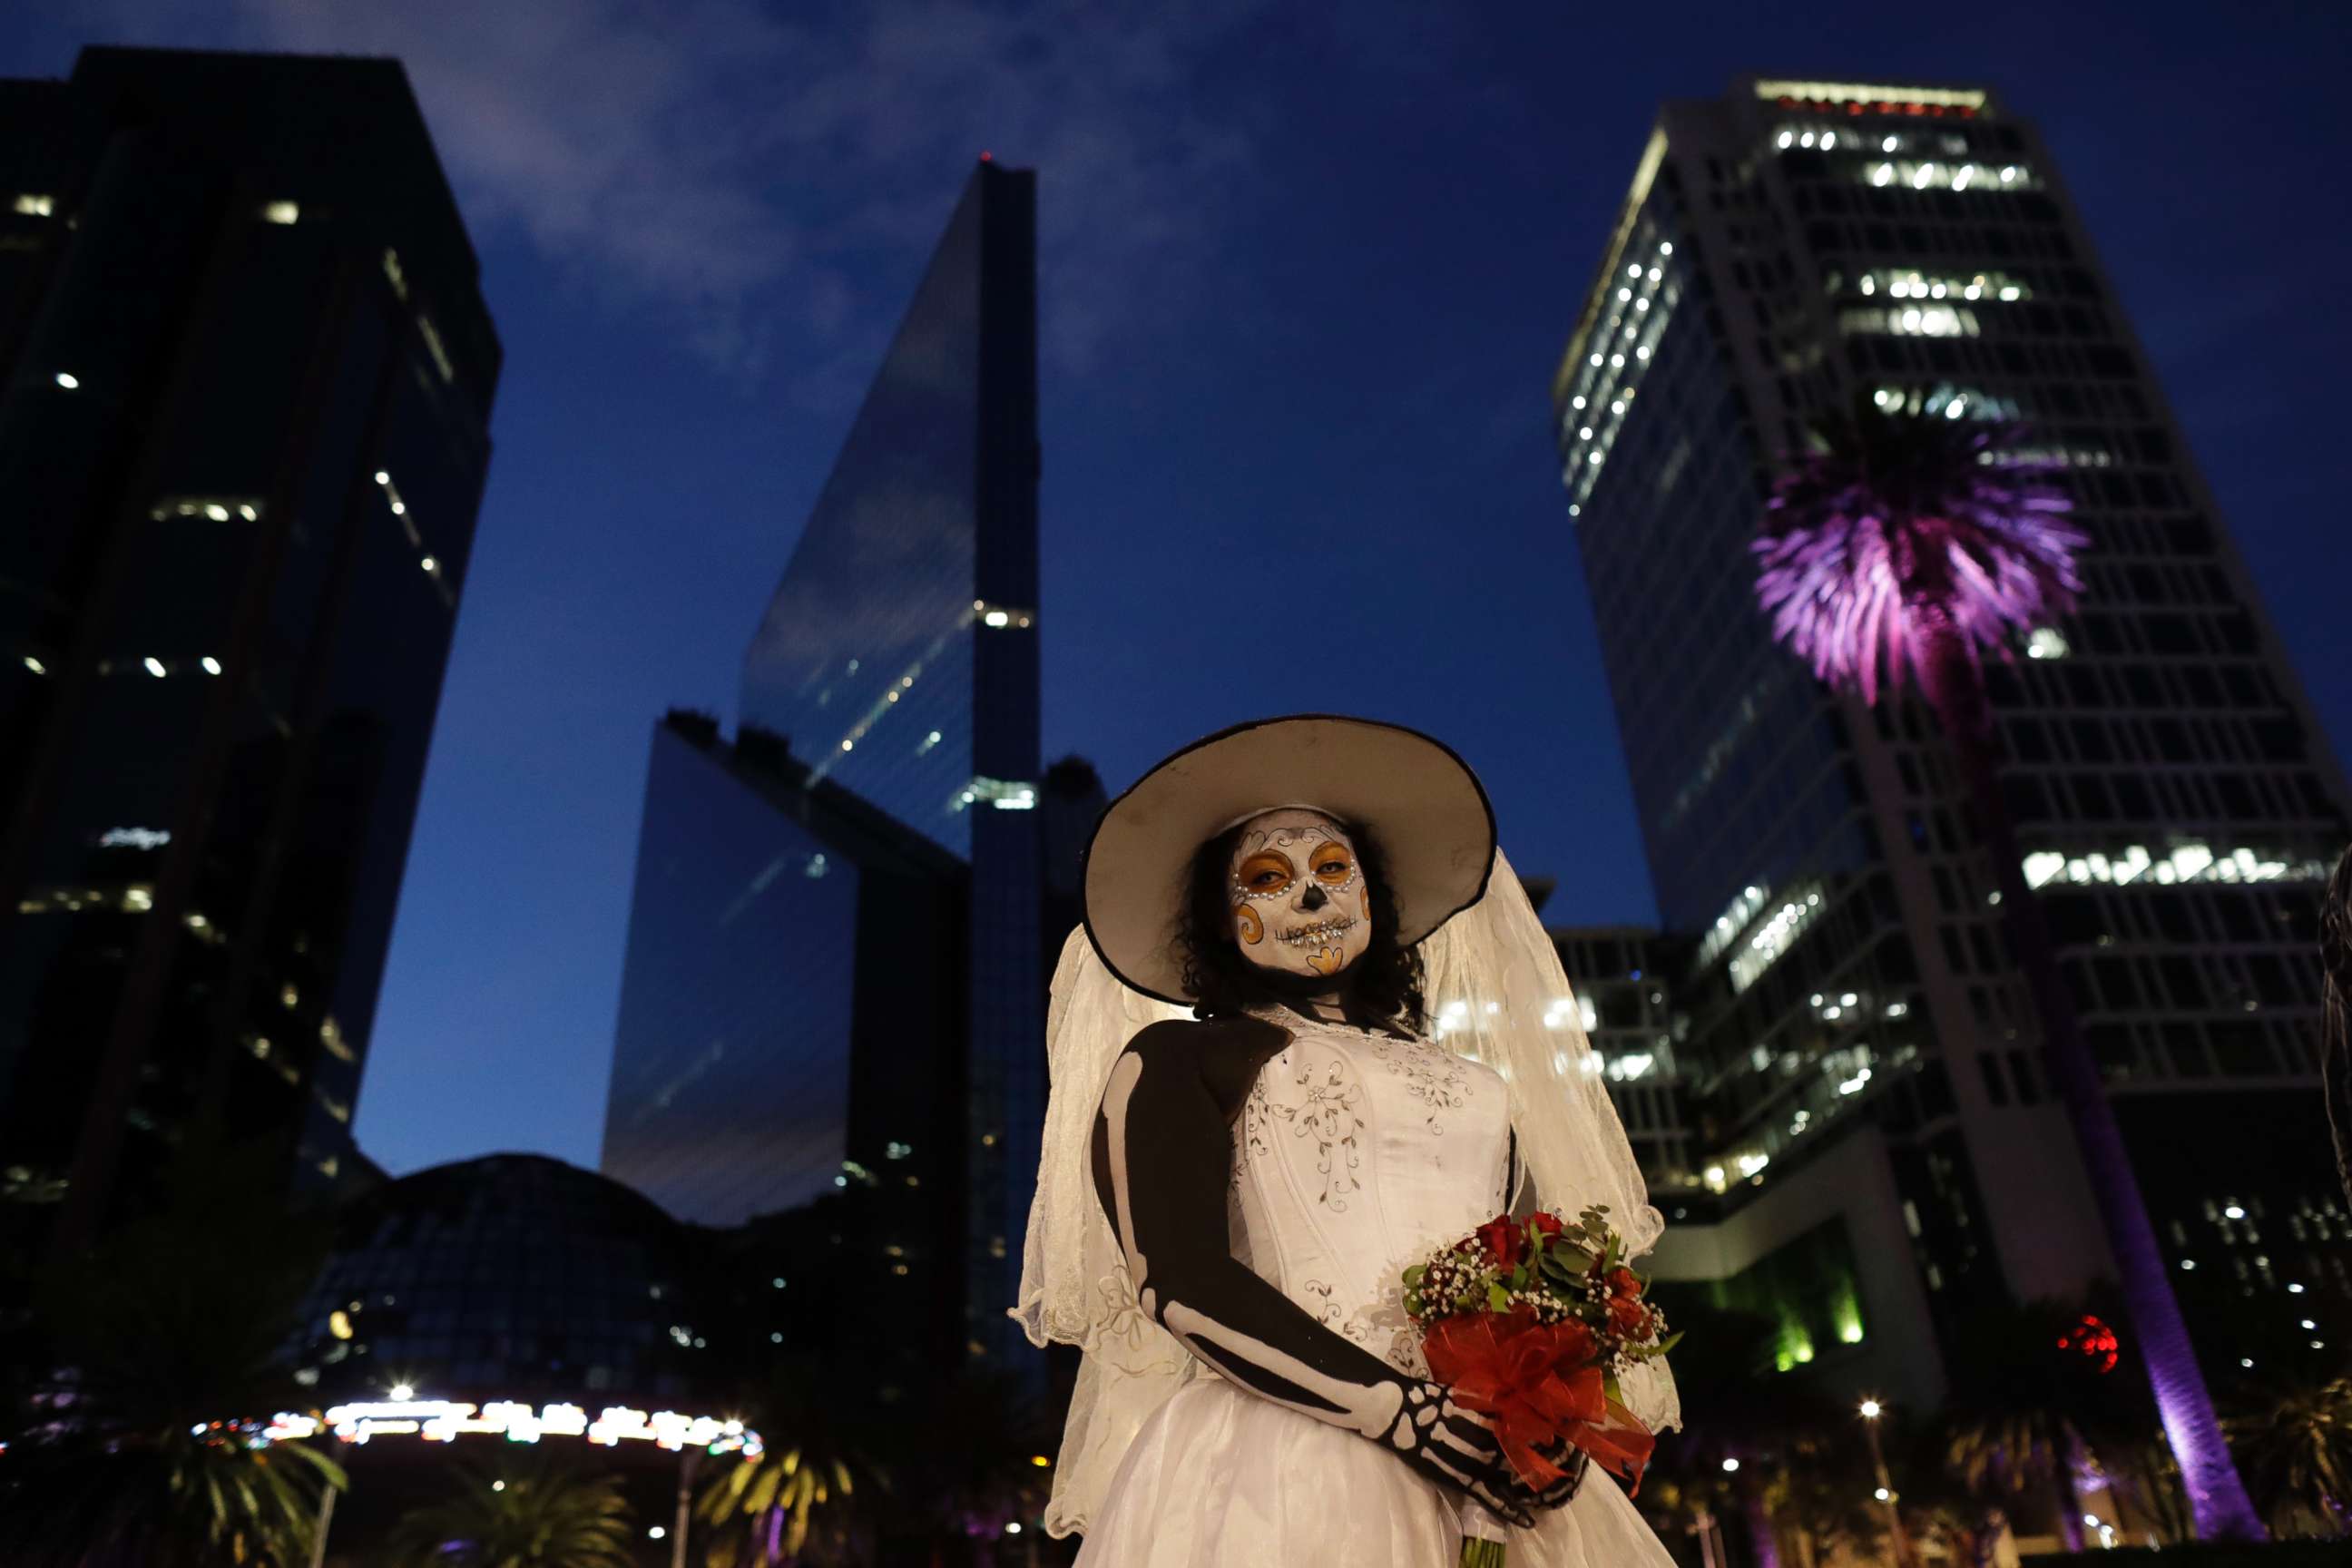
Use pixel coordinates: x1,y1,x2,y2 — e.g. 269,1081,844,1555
152,495,265,523
13,193,55,217
1857,160,2032,193
955,776,1036,813
1753,80,1987,113
971,600,1035,630
2023,842,2329,890
416,315,456,382
1855,269,2029,304
1838,306,1978,338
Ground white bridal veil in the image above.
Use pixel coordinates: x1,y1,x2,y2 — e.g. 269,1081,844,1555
1009,849,1680,1538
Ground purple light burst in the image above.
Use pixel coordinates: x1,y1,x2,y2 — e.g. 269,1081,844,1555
1751,408,2086,706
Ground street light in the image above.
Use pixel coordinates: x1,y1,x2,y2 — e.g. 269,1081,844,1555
1857,1398,1918,1568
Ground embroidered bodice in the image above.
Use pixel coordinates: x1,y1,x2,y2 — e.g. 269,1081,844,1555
1230,1014,1514,1377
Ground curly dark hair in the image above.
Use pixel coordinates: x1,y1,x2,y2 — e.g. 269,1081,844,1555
1173,816,1426,1033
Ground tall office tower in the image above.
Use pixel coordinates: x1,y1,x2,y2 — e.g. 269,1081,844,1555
1547,927,1698,1192
619,160,1040,1365
603,711,970,1381
0,48,498,1249
1553,78,2350,1405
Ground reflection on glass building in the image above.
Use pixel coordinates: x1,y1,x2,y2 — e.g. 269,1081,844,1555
0,49,498,1253
294,1154,706,1406
1553,77,2352,1407
607,158,1045,1371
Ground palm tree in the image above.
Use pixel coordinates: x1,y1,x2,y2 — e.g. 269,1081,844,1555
0,1141,347,1565
1753,397,2263,1541
696,1357,887,1566
912,1372,1058,1556
385,1450,634,1568
2223,1377,2352,1538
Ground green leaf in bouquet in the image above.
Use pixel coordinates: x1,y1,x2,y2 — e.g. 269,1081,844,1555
1652,1329,1684,1356
1487,1282,1511,1312
1403,1263,1426,1288
1539,1251,1583,1288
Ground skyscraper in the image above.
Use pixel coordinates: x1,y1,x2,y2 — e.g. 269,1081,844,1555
0,48,498,1249
1554,78,2350,1401
609,161,1042,1365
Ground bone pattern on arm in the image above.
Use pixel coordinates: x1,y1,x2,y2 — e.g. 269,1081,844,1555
1091,1021,1539,1524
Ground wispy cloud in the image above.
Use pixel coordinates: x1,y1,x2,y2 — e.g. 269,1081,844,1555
68,0,1265,396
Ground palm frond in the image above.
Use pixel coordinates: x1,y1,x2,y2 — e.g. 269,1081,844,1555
1752,398,2085,704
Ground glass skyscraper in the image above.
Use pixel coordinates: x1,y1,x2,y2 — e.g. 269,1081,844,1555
610,161,1042,1366
1554,78,2350,1404
0,48,498,1250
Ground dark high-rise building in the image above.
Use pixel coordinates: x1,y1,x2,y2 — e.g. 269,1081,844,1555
609,161,1042,1367
0,48,498,1247
601,710,969,1377
1553,78,2351,1406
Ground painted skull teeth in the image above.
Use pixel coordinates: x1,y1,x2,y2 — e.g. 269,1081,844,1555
1278,918,1357,947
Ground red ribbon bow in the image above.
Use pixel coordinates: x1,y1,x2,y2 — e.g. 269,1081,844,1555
1423,1309,1657,1494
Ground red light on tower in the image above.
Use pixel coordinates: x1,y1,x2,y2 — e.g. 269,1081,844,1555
2058,1314,2121,1375
979,151,994,162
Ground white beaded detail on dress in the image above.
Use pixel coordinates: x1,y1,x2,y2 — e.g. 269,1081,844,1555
1228,1015,1513,1377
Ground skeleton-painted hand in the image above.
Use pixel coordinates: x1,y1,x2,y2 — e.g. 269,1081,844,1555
1524,1442,1590,1511
1387,1381,1539,1528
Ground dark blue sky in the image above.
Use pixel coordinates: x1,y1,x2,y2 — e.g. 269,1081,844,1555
10,3,2347,1177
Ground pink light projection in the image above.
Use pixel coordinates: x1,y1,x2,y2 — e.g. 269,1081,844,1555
1751,407,2086,706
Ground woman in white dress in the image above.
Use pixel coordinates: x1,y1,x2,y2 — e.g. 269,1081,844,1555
1013,715,1682,1566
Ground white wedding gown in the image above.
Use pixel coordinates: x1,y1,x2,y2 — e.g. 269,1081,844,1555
1076,1014,1681,1566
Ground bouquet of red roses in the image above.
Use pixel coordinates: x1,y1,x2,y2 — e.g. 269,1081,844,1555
1403,1204,1677,1567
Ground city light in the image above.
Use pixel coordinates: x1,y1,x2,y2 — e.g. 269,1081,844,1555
1858,1400,1881,1419
258,1398,763,1457
54,372,78,389
2024,842,2327,891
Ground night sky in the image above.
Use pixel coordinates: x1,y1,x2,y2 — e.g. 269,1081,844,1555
6,3,2346,1178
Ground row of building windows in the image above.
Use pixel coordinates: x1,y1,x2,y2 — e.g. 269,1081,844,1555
2007,767,2334,828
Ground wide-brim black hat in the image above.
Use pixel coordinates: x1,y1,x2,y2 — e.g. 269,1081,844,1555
1082,714,1497,1004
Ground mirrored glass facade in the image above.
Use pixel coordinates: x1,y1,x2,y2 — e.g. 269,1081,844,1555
603,721,858,1225
292,1153,706,1406
716,162,1042,1365
0,48,497,1250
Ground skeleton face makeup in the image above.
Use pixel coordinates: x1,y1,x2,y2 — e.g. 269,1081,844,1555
1227,808,1374,985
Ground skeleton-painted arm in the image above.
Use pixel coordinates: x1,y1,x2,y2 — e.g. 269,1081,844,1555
1091,1019,1539,1525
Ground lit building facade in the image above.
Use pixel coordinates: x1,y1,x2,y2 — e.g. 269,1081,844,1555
613,161,1043,1367
1554,77,2352,1405
1547,926,1698,1191
0,48,498,1248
